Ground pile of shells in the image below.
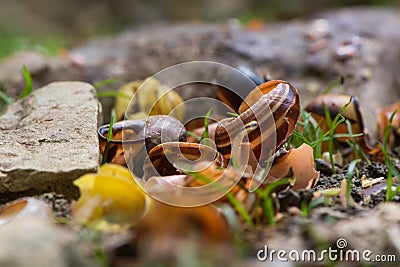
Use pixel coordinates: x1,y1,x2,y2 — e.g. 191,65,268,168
98,70,302,218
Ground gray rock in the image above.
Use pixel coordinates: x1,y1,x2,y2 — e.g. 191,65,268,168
0,82,101,202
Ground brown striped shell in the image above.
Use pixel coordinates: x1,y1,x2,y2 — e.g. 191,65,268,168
215,80,300,162
143,142,225,181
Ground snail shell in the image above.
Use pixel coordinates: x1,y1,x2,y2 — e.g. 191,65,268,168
215,80,300,162
98,115,186,166
0,198,51,226
72,164,148,226
143,142,225,180
115,78,185,121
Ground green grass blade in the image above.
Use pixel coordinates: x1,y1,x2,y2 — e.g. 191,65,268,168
186,131,202,141
96,91,131,99
263,195,275,226
382,110,397,157
287,97,353,161
0,90,13,105
259,178,291,225
386,158,400,201
318,133,363,143
19,65,32,99
383,110,397,202
322,77,342,95
332,97,352,126
346,159,360,206
93,77,121,89
227,111,240,117
231,157,240,169
225,192,254,228
345,119,364,161
200,108,213,146
189,171,254,228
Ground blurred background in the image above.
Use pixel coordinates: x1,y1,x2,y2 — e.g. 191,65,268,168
0,0,399,59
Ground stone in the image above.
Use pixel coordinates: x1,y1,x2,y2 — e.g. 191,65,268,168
0,82,101,202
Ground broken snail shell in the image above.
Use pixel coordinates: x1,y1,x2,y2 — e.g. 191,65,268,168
98,115,186,166
115,78,185,121
0,198,51,226
72,164,148,227
99,119,145,166
267,144,319,190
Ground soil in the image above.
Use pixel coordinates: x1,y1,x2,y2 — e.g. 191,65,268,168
39,192,72,220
